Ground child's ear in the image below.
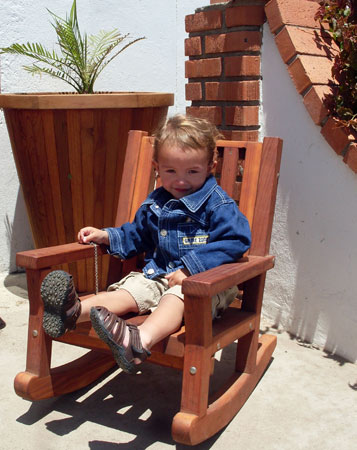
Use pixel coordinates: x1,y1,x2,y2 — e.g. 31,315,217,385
152,160,159,177
209,160,217,172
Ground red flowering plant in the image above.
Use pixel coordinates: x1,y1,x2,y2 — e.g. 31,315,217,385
315,1,357,130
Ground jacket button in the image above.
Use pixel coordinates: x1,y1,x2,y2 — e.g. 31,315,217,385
147,268,155,275
160,229,167,237
168,262,175,268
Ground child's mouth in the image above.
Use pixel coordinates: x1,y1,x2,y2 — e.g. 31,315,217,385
174,187,190,193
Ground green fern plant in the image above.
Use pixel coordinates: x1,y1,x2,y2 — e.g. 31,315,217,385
0,0,145,94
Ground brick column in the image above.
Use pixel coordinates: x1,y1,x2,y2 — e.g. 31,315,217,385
185,1,267,141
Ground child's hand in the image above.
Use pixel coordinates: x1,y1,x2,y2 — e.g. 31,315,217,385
165,268,190,287
78,227,109,245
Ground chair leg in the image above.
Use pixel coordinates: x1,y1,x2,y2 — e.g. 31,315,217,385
180,345,212,415
22,269,53,378
14,268,116,400
235,329,258,373
171,334,277,446
236,273,266,373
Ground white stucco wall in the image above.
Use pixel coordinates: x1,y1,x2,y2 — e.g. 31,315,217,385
261,24,357,363
0,0,207,273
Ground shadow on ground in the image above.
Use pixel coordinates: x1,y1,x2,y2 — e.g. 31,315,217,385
14,345,245,449
4,272,28,299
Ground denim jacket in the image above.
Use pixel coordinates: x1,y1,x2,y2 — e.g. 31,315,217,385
105,175,251,279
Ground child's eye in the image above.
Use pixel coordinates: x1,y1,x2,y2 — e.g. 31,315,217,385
188,170,199,174
166,169,175,173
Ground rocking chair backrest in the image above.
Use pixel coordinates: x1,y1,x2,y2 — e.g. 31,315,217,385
115,131,283,258
215,138,282,256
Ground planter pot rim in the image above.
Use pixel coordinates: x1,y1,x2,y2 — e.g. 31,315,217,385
0,91,174,109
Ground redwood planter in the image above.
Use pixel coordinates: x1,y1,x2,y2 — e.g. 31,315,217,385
0,92,173,292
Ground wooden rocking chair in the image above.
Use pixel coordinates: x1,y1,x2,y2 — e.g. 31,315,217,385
15,130,283,445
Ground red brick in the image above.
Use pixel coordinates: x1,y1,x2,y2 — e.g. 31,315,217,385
265,0,320,34
226,106,259,126
185,37,202,57
186,106,222,125
321,118,354,155
225,55,260,77
185,10,222,33
226,6,265,27
219,129,233,140
185,83,202,101
185,58,222,78
220,129,260,142
231,130,260,141
275,25,338,63
206,81,260,101
205,31,262,54
288,55,334,94
343,143,357,173
303,85,331,125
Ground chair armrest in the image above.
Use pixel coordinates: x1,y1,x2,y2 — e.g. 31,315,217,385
182,255,275,298
16,243,109,270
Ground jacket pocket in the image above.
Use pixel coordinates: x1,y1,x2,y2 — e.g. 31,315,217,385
177,222,209,256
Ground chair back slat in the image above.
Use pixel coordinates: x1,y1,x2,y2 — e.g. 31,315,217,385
249,137,283,256
114,130,148,227
238,142,263,229
130,136,155,222
219,147,240,198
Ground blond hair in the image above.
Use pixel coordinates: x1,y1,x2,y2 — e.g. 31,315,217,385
153,114,221,163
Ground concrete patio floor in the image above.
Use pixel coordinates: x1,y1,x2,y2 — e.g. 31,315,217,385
0,271,356,450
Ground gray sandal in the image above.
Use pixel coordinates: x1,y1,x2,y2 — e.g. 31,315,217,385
90,306,150,374
40,270,81,338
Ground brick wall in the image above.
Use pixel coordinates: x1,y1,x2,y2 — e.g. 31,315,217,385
185,1,267,141
185,0,357,174
266,0,357,173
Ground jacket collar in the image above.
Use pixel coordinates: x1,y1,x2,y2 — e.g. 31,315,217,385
179,175,217,213
146,175,217,213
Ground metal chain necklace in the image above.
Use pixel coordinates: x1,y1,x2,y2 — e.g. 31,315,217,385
90,242,99,295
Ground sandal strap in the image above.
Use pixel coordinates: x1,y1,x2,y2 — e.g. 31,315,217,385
65,299,82,331
91,306,150,366
127,324,143,353
127,324,151,362
93,307,127,344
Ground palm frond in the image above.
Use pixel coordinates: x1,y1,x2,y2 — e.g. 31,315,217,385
0,41,82,82
24,64,82,91
87,36,145,90
48,3,85,71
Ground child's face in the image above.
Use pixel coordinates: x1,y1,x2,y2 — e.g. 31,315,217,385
154,143,215,199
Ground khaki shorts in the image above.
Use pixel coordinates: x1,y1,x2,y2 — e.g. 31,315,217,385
108,271,238,319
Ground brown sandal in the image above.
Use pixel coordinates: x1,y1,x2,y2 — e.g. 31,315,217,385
40,270,81,338
90,306,150,373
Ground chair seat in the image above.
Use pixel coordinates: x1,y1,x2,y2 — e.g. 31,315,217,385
57,304,258,370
